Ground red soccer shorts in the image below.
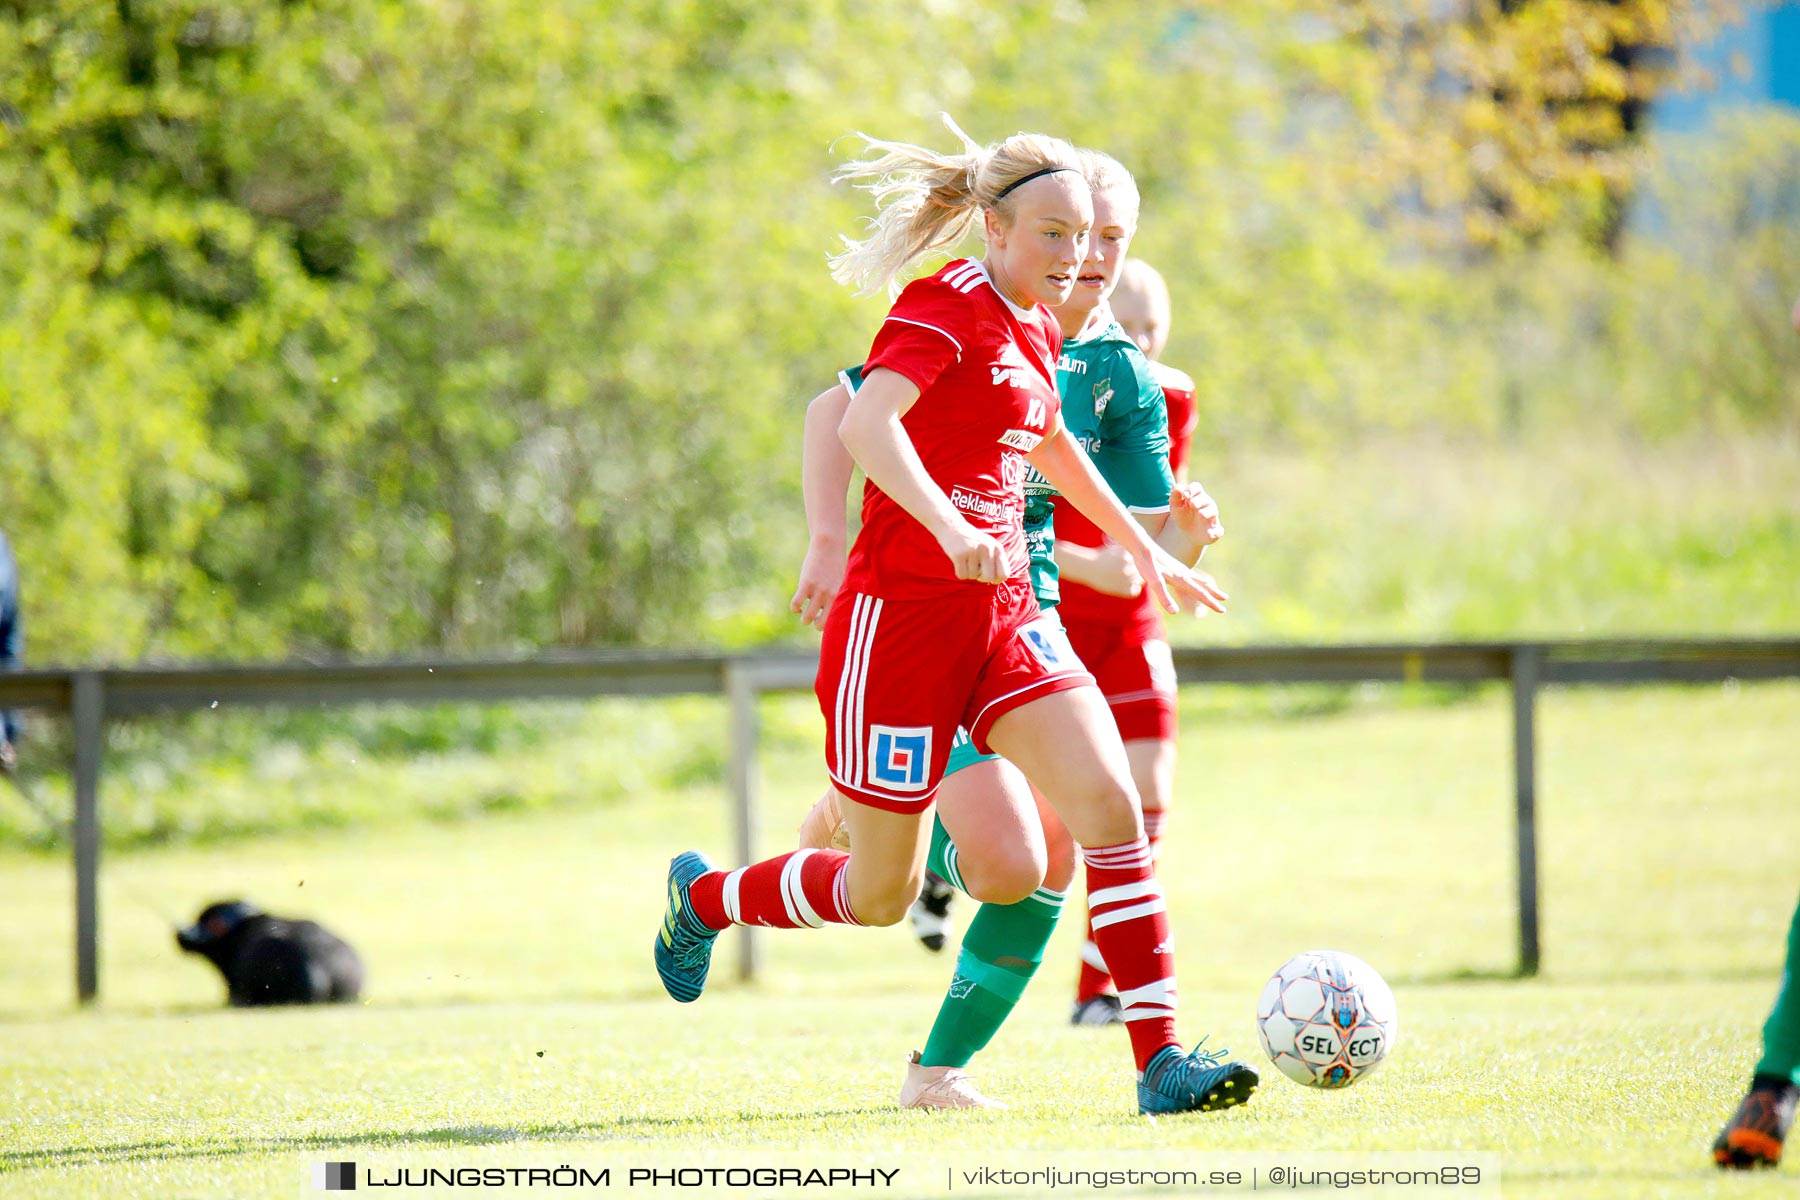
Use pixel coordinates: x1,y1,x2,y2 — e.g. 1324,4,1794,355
1063,617,1178,744
816,579,1094,813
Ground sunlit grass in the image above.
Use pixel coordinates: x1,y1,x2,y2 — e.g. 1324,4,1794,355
0,684,1794,1197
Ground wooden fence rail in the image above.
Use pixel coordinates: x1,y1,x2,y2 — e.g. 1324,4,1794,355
1,638,1794,1003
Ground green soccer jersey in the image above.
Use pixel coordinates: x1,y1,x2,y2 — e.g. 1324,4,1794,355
1019,313,1175,556
839,364,1061,608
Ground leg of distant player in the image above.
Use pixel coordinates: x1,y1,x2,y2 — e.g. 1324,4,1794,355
1715,889,1800,1168
984,685,1254,1113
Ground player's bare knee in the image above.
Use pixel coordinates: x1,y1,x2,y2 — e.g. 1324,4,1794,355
963,865,1040,907
852,893,915,928
961,845,1044,905
845,868,922,928
1065,773,1142,843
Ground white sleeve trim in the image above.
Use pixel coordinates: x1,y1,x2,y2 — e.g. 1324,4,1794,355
881,315,964,358
1126,504,1172,515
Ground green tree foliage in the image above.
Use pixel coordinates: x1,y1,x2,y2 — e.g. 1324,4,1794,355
0,0,1790,662
1339,0,1747,246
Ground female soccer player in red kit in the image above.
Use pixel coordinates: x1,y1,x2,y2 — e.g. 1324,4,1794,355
654,117,1258,1115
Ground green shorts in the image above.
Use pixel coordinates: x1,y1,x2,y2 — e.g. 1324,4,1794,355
944,726,1001,778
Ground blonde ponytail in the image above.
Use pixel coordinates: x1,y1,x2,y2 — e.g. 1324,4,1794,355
829,114,1081,297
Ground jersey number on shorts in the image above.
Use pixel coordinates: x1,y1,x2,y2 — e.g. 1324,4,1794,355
869,724,932,792
1018,616,1078,671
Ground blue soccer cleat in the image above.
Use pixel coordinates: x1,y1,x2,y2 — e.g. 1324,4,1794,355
654,850,722,1003
1137,1039,1260,1115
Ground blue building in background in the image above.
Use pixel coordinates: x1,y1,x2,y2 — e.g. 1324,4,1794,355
1656,1,1800,129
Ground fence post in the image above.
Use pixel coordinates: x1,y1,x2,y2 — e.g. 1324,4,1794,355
72,670,105,1005
724,660,760,983
1510,645,1541,977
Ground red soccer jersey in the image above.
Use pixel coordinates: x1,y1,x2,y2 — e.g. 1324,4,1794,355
1154,361,1198,479
844,258,1064,599
1056,359,1198,639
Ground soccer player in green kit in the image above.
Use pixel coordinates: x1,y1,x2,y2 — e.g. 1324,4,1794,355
790,148,1225,1108
1713,894,1800,1167
1712,302,1800,1169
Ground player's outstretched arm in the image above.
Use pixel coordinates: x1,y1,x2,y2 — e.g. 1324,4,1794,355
792,383,856,628
1028,422,1226,615
837,368,1007,584
1156,482,1223,568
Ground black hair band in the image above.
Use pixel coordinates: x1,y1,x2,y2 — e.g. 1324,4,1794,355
994,165,1078,201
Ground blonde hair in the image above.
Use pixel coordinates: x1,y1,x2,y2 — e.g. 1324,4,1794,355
829,114,1082,297
1079,148,1141,220
1112,258,1173,358
1115,259,1170,315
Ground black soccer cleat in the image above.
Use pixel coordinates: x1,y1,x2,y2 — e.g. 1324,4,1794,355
909,870,956,952
1714,1075,1796,1168
1071,993,1126,1027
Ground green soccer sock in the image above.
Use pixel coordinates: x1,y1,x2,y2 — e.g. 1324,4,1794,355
919,879,1065,1069
927,815,966,895
919,814,1066,1067
1754,889,1800,1086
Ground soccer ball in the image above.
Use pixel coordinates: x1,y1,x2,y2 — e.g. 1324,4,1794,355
1255,950,1397,1089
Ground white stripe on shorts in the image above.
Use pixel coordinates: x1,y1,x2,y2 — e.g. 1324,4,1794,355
849,597,881,786
834,595,880,789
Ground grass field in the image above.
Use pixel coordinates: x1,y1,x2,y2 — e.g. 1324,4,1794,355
0,683,1796,1198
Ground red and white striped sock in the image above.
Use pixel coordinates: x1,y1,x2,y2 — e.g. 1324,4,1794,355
1078,809,1170,1003
1143,807,1168,860
688,849,863,931
1076,914,1113,1003
1083,837,1178,1071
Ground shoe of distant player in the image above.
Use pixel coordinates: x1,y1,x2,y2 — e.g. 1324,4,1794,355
1713,1076,1797,1168
899,1050,1009,1110
1071,993,1126,1027
909,870,955,953
653,850,721,1003
1136,1039,1259,1116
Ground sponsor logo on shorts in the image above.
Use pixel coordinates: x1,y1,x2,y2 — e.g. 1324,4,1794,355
869,724,932,792
998,428,1043,452
950,486,1009,521
1144,640,1177,691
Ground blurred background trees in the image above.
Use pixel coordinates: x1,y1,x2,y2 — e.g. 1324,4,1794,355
1,0,1795,662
